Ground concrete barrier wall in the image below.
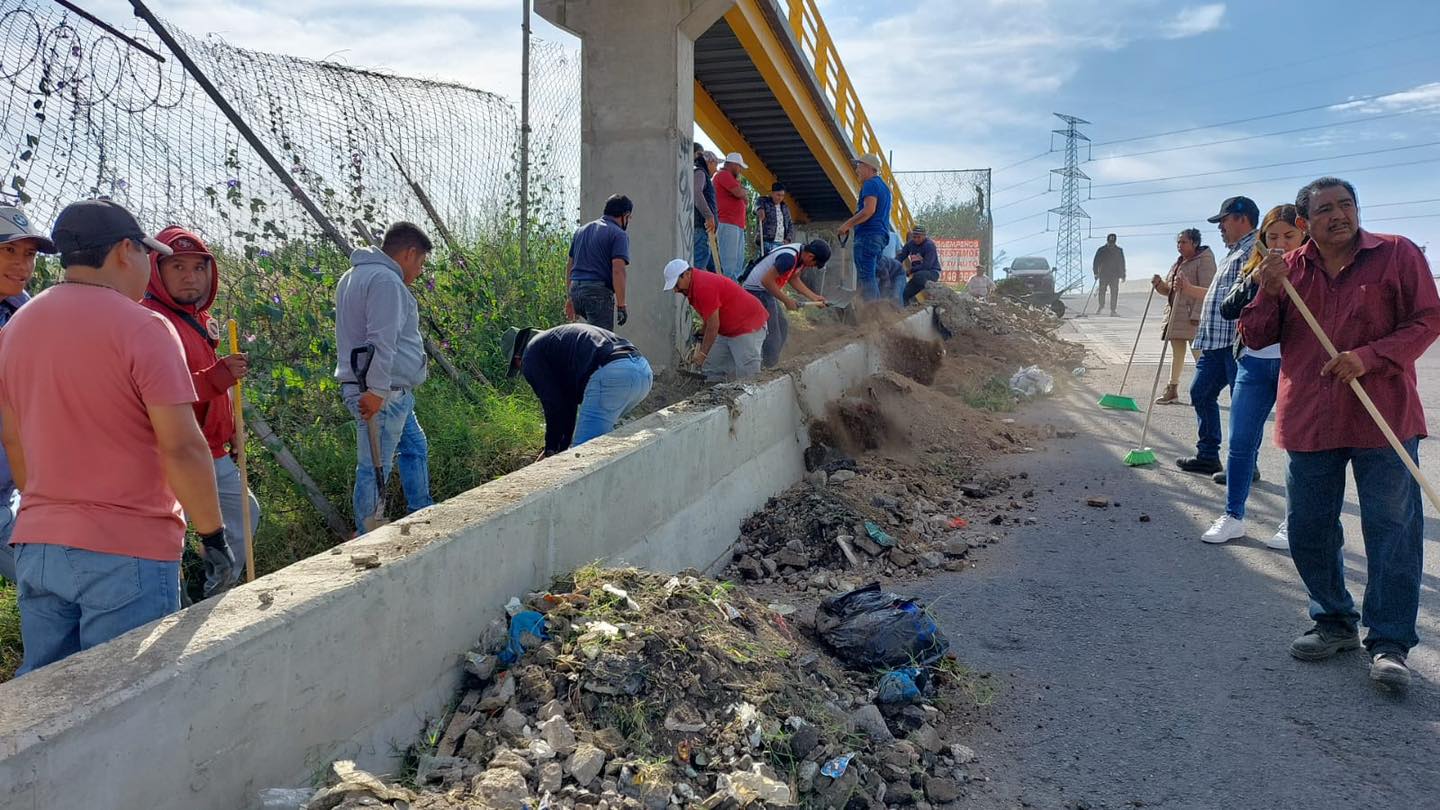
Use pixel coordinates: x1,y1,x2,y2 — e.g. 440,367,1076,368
0,310,934,810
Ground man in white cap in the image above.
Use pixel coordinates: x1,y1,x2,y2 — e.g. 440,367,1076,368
0,207,56,583
837,154,893,302
664,259,768,381
712,151,751,280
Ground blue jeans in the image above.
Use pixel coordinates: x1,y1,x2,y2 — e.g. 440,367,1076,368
762,240,782,257
694,224,713,272
573,355,653,448
13,542,180,675
903,269,939,305
748,289,789,368
347,390,434,533
878,262,906,305
853,232,886,301
717,223,745,280
0,488,19,582
1286,439,1423,654
1224,355,1280,518
1189,348,1237,461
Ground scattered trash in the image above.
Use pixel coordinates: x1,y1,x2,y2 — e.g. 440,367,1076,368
815,582,951,669
820,752,856,779
1086,497,1111,508
256,787,314,810
303,761,414,810
875,668,924,705
1009,365,1055,398
1139,514,1152,522
862,520,897,549
503,596,524,616
948,516,969,529
601,582,640,612
1072,367,1087,377
496,610,548,665
767,603,798,616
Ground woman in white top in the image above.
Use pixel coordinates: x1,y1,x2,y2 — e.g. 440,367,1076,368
1201,204,1308,549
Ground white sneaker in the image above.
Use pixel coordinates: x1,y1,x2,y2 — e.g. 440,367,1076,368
1202,513,1246,544
1266,521,1290,551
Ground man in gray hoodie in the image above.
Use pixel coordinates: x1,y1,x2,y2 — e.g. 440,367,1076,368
334,222,435,533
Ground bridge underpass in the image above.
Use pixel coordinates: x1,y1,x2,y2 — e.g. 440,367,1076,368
537,0,912,367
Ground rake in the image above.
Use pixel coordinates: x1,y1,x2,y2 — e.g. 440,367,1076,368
1098,286,1156,411
1123,338,1170,467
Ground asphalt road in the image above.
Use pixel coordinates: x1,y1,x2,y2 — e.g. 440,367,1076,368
915,285,1440,809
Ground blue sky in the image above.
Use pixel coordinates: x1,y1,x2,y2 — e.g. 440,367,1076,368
89,0,1439,276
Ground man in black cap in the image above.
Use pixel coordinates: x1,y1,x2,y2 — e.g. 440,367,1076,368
1092,233,1126,316
504,323,653,457
741,239,830,367
0,199,235,673
899,225,942,305
1182,195,1260,482
0,207,56,584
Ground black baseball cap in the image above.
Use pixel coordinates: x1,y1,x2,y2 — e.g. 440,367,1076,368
51,199,172,256
0,207,56,253
1206,196,1260,225
802,239,831,268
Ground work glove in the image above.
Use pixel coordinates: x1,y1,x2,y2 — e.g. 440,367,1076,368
616,306,629,327
199,528,239,599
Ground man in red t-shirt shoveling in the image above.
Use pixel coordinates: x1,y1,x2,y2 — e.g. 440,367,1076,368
141,227,260,593
664,259,768,381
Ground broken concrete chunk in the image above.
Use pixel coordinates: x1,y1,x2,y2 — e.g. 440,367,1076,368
717,768,795,806
950,743,978,764
471,766,532,810
910,722,945,754
566,742,607,787
538,714,576,755
477,673,516,712
538,699,566,722
498,707,527,734
849,704,895,742
489,748,533,777
924,775,962,804
537,760,564,795
1086,496,1111,508
829,469,857,483
663,703,708,733
348,552,381,569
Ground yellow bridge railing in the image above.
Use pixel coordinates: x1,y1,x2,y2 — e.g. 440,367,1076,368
779,0,914,236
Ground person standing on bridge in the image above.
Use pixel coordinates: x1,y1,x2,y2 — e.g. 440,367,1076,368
1092,234,1126,316
665,258,769,381
1150,228,1215,405
566,195,632,330
899,225,943,305
141,226,261,592
1177,196,1259,477
692,144,718,273
756,182,794,257
0,200,236,674
0,207,54,585
712,153,750,280
1242,177,1440,689
837,154,892,302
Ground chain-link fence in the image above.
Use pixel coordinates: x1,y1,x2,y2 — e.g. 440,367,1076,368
0,1,582,556
894,169,992,282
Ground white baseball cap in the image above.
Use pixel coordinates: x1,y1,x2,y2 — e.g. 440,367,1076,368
724,151,748,169
663,258,690,291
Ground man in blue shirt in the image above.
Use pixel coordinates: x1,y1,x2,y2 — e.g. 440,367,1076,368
0,206,57,581
566,195,632,331
899,226,942,305
837,154,892,302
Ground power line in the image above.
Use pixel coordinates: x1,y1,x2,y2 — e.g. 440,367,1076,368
992,189,1050,211
995,151,1052,172
1090,213,1440,241
1090,86,1421,147
1088,109,1421,163
997,210,1047,226
1085,198,1440,232
1090,156,1440,201
993,173,1048,195
1090,141,1440,189
995,228,1049,248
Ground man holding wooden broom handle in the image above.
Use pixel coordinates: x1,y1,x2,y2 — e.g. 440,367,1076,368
1241,177,1440,690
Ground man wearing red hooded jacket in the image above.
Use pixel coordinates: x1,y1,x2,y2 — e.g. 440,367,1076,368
141,227,259,590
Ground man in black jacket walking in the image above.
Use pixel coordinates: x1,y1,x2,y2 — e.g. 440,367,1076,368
1092,234,1126,315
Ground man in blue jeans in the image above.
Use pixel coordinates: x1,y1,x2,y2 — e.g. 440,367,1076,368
505,323,653,457
837,154,892,302
1241,176,1440,689
334,222,436,534
1177,195,1258,475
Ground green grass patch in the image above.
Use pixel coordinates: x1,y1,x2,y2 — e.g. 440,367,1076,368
961,375,1017,412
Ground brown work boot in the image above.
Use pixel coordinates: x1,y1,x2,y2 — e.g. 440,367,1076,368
1155,384,1179,405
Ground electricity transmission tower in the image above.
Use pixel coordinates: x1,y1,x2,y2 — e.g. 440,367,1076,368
1049,113,1091,294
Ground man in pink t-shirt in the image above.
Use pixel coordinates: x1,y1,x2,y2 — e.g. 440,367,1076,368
0,200,235,675
712,152,750,280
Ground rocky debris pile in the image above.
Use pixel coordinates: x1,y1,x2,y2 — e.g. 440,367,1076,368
728,453,1037,590
294,568,982,809
923,284,1085,368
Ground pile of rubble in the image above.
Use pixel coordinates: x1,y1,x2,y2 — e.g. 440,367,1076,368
288,568,982,810
923,285,1085,369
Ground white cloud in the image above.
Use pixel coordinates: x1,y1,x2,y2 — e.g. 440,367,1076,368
1331,82,1440,114
1160,4,1227,40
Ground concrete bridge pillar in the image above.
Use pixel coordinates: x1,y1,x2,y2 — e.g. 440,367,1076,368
537,0,736,369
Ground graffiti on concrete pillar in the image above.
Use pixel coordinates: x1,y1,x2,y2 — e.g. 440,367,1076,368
677,137,695,261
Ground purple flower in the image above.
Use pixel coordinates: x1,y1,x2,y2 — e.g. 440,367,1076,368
271,294,281,305
258,249,272,258
245,334,257,343
226,179,240,189
425,278,435,291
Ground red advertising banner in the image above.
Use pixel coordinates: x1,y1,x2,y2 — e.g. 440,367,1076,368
933,238,981,285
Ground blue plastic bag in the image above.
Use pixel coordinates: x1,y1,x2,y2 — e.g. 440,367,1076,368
497,610,548,666
875,668,923,704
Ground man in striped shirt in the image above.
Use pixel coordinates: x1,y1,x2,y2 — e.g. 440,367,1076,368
1178,196,1258,476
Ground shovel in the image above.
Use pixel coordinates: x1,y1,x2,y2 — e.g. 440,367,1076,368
1123,338,1169,467
708,228,724,277
1098,286,1156,411
349,345,389,532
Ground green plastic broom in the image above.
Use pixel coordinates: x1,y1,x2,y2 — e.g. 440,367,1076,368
1099,286,1155,412
1123,338,1170,467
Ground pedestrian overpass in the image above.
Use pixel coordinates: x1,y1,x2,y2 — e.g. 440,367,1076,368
538,0,911,365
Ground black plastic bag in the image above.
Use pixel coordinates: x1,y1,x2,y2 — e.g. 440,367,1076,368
816,582,950,669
